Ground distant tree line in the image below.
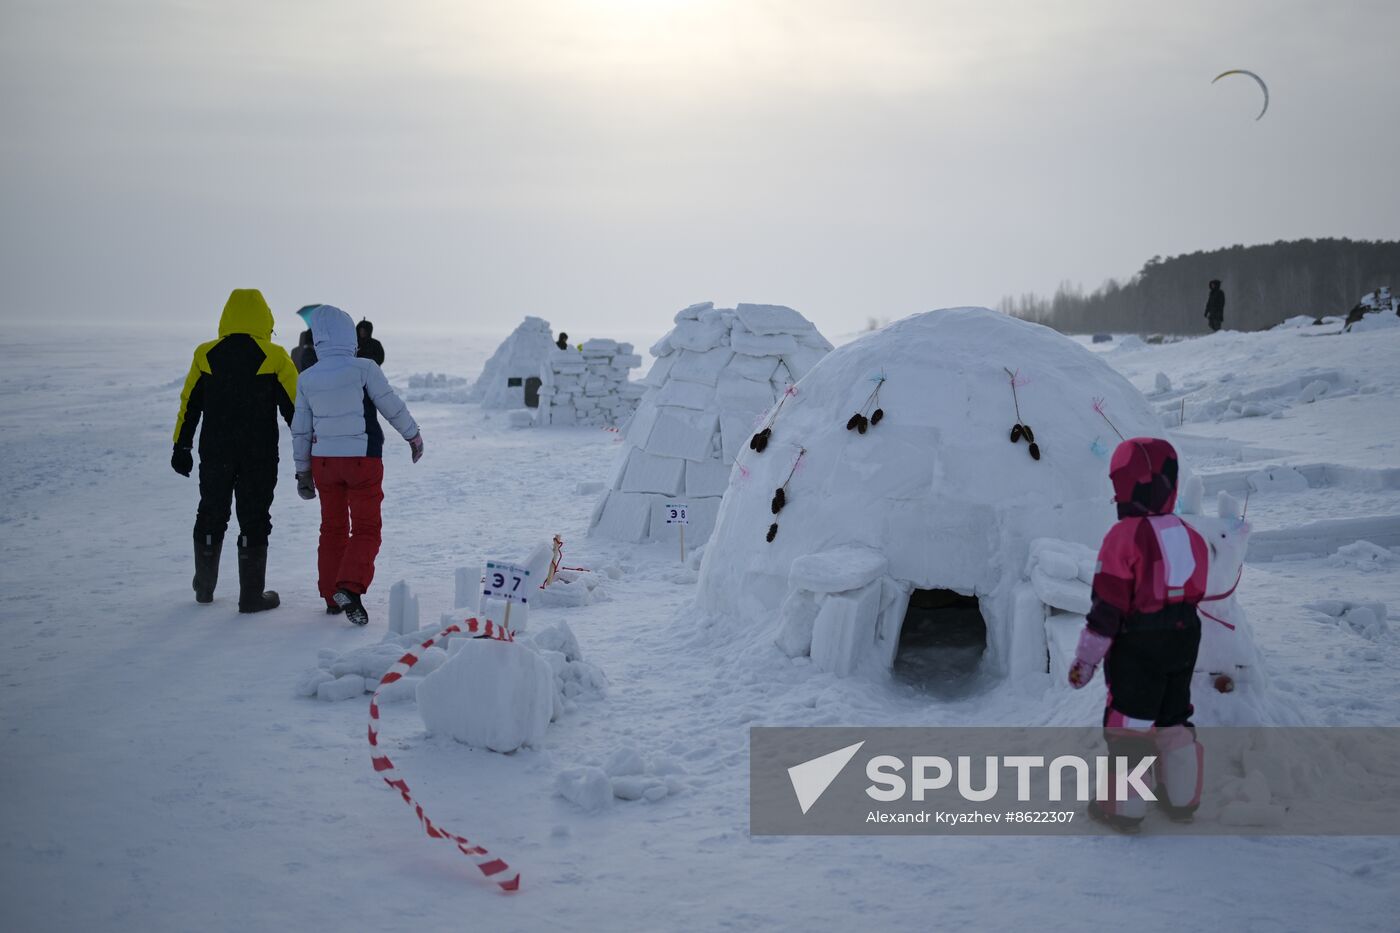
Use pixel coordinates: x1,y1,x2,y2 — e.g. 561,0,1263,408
1000,238,1400,334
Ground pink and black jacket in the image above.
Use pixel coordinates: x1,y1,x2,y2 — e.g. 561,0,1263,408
1086,438,1210,639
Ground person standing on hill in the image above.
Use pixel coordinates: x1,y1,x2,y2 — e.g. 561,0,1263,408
171,288,297,613
292,305,423,625
1203,280,1225,332
356,318,385,366
555,331,569,351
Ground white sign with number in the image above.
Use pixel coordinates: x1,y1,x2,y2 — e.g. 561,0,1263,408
482,561,531,605
664,503,690,525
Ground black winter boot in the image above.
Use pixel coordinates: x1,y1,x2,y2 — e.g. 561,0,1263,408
236,537,281,613
193,533,223,604
332,589,369,626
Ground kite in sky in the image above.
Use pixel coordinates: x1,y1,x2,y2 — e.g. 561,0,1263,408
1212,69,1269,120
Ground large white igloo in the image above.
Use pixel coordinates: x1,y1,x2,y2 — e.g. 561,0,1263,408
694,307,1176,682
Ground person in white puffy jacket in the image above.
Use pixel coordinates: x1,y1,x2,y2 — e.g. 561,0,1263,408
291,305,423,625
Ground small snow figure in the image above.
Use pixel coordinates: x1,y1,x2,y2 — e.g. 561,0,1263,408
1068,437,1209,832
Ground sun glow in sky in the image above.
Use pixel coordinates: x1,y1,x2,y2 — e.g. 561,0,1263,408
1,0,1396,335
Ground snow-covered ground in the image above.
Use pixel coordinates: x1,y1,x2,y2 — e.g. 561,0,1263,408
2,319,1398,932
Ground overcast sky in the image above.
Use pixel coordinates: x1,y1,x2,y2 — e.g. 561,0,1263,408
2,0,1396,339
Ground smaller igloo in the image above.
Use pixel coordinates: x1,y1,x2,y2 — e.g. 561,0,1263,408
589,302,833,546
695,307,1191,689
470,316,557,409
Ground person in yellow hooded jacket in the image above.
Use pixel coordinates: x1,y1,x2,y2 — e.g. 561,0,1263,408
172,289,298,612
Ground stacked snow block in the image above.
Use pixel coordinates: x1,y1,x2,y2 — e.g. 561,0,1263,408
774,545,898,676
535,339,645,428
589,302,833,547
469,316,557,409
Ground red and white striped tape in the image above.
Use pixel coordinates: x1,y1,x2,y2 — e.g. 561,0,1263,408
368,617,521,893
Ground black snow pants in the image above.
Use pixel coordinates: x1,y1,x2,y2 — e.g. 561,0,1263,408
1102,617,1202,728
194,457,278,547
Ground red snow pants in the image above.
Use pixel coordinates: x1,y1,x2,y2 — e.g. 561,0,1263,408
311,456,384,599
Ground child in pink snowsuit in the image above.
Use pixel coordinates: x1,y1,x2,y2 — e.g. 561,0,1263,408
1069,437,1208,830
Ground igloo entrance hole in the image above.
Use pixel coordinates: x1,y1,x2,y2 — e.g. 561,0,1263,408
893,588,987,691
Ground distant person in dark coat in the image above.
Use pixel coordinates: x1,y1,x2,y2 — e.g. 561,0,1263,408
291,329,317,372
556,332,569,351
1203,280,1225,332
356,319,385,366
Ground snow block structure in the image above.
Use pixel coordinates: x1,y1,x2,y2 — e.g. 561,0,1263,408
535,340,645,428
589,302,833,546
469,316,557,409
417,639,555,753
695,307,1185,686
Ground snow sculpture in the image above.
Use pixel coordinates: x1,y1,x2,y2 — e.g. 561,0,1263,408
695,307,1176,684
469,316,558,409
589,302,833,546
535,340,645,428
